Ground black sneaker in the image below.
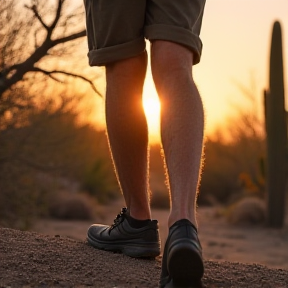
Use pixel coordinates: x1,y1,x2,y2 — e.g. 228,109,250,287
87,207,161,258
160,219,204,288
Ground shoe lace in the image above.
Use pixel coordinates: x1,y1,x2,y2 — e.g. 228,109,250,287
109,207,127,231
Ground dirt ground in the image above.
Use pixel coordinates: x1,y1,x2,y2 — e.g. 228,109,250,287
1,205,288,287
31,204,288,270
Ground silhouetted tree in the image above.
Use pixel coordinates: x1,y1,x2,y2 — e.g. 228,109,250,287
0,0,99,102
0,0,113,229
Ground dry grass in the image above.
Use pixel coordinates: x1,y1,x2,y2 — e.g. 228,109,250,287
226,197,266,225
48,190,98,220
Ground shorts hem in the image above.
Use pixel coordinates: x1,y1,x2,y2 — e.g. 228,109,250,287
145,24,203,65
88,37,146,66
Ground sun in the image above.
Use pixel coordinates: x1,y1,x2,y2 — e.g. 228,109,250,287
142,77,161,144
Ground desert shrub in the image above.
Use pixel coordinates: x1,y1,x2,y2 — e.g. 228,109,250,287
0,97,118,228
199,137,240,204
82,159,119,204
0,0,106,229
47,190,97,220
199,136,265,205
226,197,266,225
199,106,265,205
199,82,266,206
0,163,47,230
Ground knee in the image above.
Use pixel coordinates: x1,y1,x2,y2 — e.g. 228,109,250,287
150,41,194,86
151,41,195,95
105,53,148,106
106,52,147,80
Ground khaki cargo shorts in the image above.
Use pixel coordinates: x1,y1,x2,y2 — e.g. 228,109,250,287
84,0,206,66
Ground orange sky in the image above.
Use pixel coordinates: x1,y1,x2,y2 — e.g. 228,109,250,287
196,0,288,134
84,0,288,144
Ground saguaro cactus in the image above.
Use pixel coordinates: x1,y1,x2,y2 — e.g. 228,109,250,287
264,21,287,228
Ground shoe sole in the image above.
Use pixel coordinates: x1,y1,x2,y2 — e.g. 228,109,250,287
168,240,204,286
87,235,160,258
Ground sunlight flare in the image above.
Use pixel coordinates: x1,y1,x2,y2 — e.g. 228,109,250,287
142,78,161,144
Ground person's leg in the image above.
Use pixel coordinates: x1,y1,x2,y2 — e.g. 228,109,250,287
152,40,205,287
85,0,160,259
145,0,206,283
87,52,161,258
151,40,205,228
105,52,151,220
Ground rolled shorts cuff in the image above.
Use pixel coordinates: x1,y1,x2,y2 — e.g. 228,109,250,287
87,37,146,67
145,24,203,65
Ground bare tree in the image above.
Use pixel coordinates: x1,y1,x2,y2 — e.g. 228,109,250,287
0,0,110,229
0,0,99,101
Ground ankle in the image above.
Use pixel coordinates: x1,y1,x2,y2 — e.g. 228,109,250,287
128,207,151,221
126,214,151,228
168,214,197,229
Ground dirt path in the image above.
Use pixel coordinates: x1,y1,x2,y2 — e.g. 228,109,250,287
1,227,288,288
31,206,288,270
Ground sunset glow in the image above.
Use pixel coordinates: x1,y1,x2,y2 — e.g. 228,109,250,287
86,0,288,143
142,77,161,144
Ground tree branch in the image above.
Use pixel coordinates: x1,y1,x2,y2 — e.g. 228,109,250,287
0,1,92,98
52,30,86,46
50,0,64,32
0,29,87,97
31,67,102,97
24,4,49,31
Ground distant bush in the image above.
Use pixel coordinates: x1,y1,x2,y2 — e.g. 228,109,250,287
199,95,265,205
226,197,266,225
47,190,97,220
199,136,265,205
0,95,119,229
82,159,119,204
0,163,48,230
